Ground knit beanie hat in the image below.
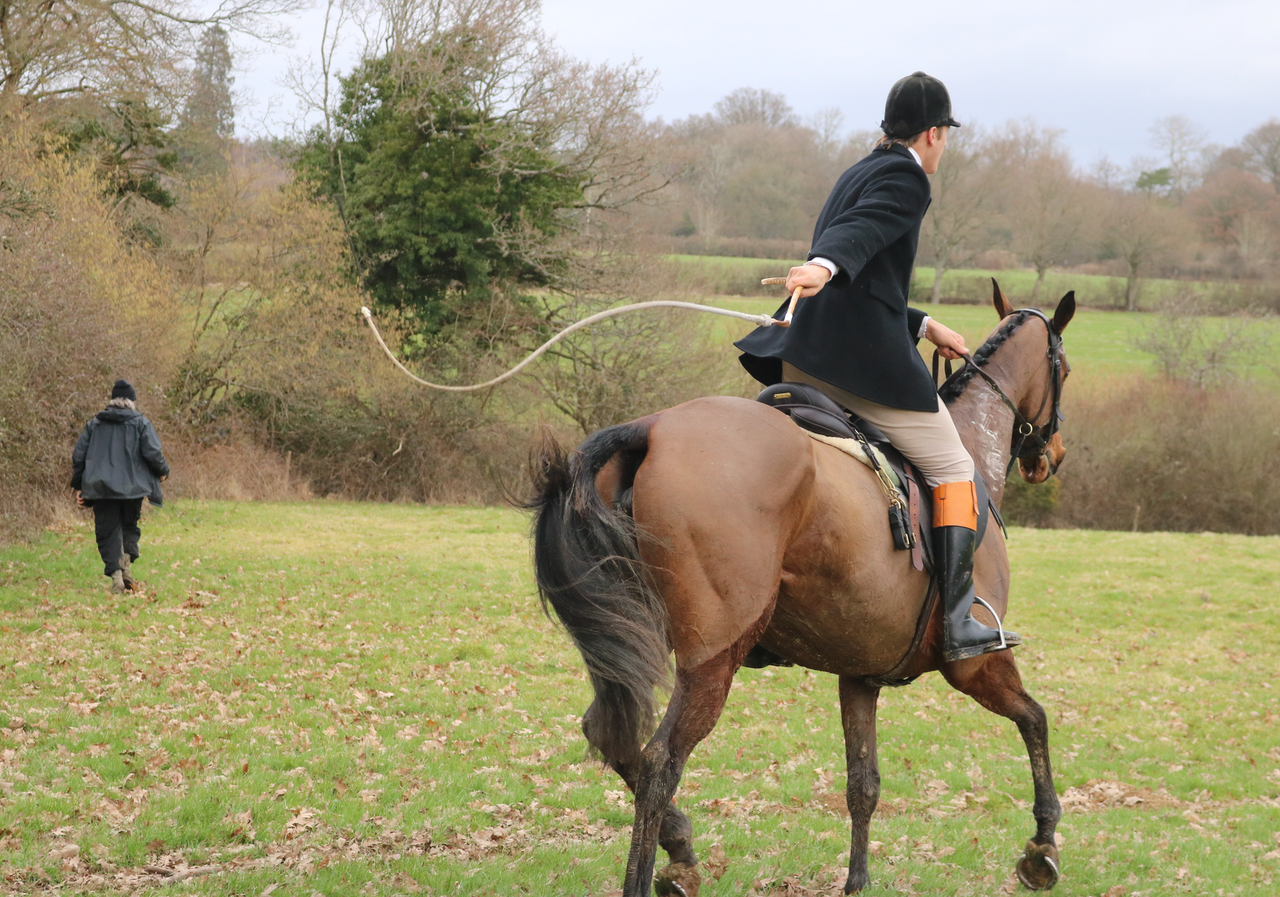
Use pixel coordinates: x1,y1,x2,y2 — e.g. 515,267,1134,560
110,380,137,402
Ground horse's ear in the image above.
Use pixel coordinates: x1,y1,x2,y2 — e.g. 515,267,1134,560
1052,291,1076,334
991,278,1015,318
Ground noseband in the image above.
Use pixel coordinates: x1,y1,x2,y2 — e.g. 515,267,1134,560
938,309,1066,478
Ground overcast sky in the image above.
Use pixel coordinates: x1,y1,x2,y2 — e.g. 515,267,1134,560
245,0,1280,169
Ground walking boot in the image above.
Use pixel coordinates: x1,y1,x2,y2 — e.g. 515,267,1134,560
933,481,1020,662
110,570,127,593
120,555,134,591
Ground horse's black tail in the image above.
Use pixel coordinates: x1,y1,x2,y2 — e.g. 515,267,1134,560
528,420,669,767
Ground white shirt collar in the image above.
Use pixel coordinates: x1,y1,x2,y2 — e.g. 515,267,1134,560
907,146,923,168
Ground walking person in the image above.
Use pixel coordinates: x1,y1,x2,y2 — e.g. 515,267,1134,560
70,380,170,592
735,72,1017,662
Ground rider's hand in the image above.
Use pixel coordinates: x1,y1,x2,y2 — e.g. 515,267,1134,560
925,318,969,360
784,263,832,299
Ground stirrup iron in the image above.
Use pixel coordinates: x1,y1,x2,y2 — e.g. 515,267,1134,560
971,596,1009,650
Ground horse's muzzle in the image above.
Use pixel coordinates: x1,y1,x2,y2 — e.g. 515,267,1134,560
1018,433,1065,484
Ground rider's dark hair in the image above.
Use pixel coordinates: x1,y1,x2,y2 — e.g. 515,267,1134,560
938,310,1035,405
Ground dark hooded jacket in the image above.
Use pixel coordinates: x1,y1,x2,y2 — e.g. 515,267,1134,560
71,407,170,506
734,143,938,412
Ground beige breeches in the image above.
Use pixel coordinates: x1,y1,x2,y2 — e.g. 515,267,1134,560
781,361,975,487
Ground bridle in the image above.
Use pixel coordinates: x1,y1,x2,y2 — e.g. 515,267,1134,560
936,308,1066,478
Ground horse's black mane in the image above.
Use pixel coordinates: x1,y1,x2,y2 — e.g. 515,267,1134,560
938,310,1036,405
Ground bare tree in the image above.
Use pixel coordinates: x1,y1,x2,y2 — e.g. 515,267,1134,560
531,288,731,434
920,124,995,304
714,87,798,129
1184,168,1280,273
1149,114,1208,203
1005,145,1088,302
1241,119,1280,193
686,139,735,244
1088,155,1125,190
1102,191,1191,311
714,123,832,240
808,106,845,157
283,0,358,143
663,89,839,247
1233,210,1279,271
0,0,303,109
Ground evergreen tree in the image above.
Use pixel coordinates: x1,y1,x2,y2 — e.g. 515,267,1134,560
182,26,236,139
174,26,235,176
293,0,661,353
295,53,579,337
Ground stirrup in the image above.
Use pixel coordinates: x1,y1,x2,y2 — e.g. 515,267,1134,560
971,596,1018,649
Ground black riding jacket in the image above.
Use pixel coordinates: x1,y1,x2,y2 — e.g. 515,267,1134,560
735,143,937,412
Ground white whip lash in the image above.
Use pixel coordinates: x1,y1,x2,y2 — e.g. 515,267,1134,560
360,288,799,392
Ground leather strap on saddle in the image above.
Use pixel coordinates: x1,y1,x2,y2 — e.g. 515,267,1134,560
904,462,924,571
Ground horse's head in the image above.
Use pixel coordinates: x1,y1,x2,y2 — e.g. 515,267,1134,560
991,280,1075,484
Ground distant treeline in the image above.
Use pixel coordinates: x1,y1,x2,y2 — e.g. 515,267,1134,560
635,88,1280,311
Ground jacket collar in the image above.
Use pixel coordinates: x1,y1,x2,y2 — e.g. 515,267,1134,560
96,407,141,423
882,143,918,164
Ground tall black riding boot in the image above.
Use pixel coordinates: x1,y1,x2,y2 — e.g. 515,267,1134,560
932,481,1020,662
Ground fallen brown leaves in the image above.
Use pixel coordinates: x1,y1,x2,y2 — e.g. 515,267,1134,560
1060,779,1181,811
16,821,439,893
1060,777,1280,818
24,796,637,893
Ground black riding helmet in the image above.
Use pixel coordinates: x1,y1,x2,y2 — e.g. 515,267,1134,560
880,71,962,139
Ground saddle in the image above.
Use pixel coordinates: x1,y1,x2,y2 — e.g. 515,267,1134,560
746,383,1007,681
756,383,1004,568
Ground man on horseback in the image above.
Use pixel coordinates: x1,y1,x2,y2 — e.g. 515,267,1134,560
735,71,1018,663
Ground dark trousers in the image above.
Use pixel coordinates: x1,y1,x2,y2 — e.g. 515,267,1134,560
92,498,144,576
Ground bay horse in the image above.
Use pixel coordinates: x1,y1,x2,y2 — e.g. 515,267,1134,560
530,284,1075,895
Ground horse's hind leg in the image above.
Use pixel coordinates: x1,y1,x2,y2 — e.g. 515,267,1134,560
583,704,697,868
943,652,1061,890
622,652,739,897
838,678,882,893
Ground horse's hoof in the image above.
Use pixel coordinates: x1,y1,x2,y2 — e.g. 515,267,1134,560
1015,839,1060,890
654,862,700,897
843,872,871,893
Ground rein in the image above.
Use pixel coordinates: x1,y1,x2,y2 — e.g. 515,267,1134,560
936,308,1065,477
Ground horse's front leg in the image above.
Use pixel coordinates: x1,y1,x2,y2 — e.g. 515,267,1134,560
623,653,738,897
838,677,882,893
943,651,1061,890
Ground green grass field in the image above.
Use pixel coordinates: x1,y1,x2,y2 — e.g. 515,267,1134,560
2,502,1278,895
667,255,1277,314
667,256,1126,303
